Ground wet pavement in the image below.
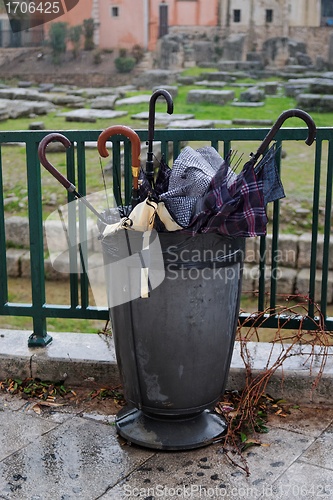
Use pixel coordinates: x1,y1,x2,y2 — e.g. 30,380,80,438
1,330,333,498
0,393,333,499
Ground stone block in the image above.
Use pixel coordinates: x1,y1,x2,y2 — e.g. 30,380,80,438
264,234,298,269
6,249,27,277
296,93,333,112
134,70,179,89
275,267,298,295
244,237,259,264
239,87,265,103
241,264,255,294
296,268,333,303
58,109,127,122
20,252,31,278
29,121,45,130
298,233,327,270
187,89,234,105
309,78,333,94
5,216,30,248
297,233,311,269
152,85,178,99
168,119,215,128
90,96,117,109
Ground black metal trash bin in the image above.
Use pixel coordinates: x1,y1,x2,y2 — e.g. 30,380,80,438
102,229,245,450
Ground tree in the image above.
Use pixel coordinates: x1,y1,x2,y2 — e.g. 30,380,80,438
69,25,82,59
83,18,95,51
49,22,68,64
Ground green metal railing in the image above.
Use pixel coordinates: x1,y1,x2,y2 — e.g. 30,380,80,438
1,127,333,346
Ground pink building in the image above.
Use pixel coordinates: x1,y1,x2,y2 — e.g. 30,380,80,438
39,0,218,52
91,0,219,51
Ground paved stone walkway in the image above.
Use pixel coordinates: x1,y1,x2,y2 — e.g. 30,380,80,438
0,393,333,499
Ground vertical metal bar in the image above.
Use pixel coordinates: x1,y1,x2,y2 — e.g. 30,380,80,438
67,144,79,309
223,140,231,160
0,146,8,306
124,138,132,206
77,141,89,310
320,139,333,319
161,140,169,163
258,235,267,312
308,139,322,318
269,142,282,311
26,140,51,347
211,139,219,151
173,141,180,161
112,139,122,207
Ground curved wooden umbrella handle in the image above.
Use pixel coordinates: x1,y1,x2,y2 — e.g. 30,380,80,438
97,125,141,191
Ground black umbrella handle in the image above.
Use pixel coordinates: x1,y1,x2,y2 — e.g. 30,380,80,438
251,109,317,163
146,89,174,186
38,133,76,192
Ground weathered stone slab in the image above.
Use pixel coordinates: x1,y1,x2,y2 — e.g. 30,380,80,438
177,75,196,85
134,69,179,88
296,93,333,112
38,83,55,92
232,101,265,107
309,78,333,94
0,88,51,101
49,94,85,107
131,111,194,123
240,86,265,102
29,121,45,130
203,71,236,82
67,87,132,98
90,96,118,109
195,80,226,88
152,85,178,99
296,268,333,302
57,109,128,122
284,83,310,97
18,81,32,88
5,216,30,248
115,95,151,106
168,119,215,128
232,119,273,126
0,98,53,118
6,249,27,277
187,89,234,105
0,104,9,121
259,81,279,95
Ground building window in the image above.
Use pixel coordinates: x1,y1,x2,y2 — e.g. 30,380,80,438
266,9,273,23
111,6,119,17
233,9,241,23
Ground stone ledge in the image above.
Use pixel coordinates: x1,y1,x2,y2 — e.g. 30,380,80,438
0,329,332,404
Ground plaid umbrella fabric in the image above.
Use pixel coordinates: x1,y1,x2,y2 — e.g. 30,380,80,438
187,143,284,237
138,143,284,237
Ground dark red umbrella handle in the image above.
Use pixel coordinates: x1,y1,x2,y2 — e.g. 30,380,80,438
38,133,75,192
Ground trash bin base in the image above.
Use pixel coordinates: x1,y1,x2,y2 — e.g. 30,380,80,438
116,406,227,450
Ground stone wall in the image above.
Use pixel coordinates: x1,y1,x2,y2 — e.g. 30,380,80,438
157,26,333,70
5,216,333,303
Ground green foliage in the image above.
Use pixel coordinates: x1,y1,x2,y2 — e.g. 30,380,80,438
115,49,136,73
48,22,68,65
69,24,82,59
83,18,95,51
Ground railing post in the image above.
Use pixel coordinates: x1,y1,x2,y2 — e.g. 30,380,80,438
26,139,52,347
0,147,8,307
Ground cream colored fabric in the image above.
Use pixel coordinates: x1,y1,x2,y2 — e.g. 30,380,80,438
102,198,182,237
